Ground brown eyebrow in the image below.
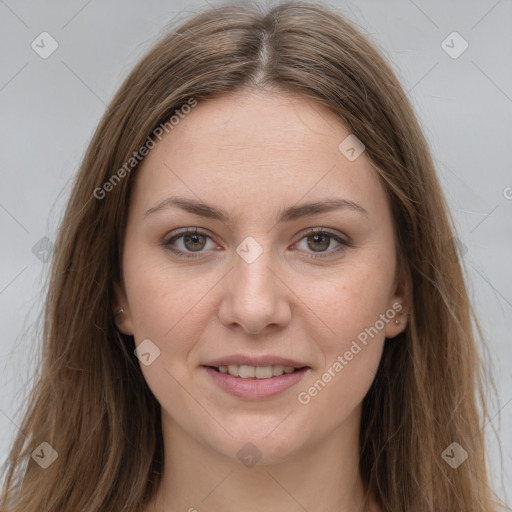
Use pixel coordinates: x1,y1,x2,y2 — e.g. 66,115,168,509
144,196,367,223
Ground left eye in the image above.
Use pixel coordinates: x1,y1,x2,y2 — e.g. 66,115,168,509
294,229,347,256
163,228,348,259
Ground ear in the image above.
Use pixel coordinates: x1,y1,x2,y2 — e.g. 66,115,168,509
384,269,409,339
113,281,134,336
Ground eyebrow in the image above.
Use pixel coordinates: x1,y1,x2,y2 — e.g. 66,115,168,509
144,195,367,223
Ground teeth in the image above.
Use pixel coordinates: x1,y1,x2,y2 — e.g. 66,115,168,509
217,364,298,379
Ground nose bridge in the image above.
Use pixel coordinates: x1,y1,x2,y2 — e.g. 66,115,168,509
219,234,291,333
234,234,278,306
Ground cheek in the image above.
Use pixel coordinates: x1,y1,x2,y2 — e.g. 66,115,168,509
122,241,213,340
296,341,383,433
296,269,391,417
310,287,386,400
295,256,394,399
304,262,395,348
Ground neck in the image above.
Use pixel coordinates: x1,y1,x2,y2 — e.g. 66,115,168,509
147,406,379,512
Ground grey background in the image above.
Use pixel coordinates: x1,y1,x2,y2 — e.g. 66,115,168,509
0,0,510,505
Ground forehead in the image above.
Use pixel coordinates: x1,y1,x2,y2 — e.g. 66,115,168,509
162,89,348,161
130,89,387,222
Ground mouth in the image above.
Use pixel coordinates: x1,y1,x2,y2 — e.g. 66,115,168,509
204,364,310,379
202,364,311,399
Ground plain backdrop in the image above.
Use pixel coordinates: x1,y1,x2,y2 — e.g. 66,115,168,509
0,0,511,506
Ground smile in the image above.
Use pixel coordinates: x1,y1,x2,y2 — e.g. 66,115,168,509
212,364,303,379
202,365,311,399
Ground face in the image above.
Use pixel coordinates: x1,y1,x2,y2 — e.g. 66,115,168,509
114,88,408,464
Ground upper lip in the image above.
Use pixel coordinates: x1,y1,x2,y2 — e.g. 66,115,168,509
202,355,310,368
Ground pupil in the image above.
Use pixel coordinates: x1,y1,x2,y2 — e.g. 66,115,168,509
185,234,205,251
308,234,329,252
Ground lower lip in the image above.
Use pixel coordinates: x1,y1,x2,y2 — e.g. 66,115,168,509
203,366,310,399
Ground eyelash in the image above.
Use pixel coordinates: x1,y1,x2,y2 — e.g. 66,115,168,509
162,227,351,260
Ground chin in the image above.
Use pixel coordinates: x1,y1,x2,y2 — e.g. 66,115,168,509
199,420,309,466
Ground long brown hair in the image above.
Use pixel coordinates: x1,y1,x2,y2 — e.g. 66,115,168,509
0,2,505,510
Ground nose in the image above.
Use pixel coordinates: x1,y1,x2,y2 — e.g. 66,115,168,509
217,241,292,336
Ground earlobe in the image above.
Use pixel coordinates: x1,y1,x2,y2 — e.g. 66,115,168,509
384,300,408,339
113,281,134,335
385,272,409,339
385,302,408,339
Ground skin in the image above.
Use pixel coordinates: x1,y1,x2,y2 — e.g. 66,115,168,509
114,88,408,512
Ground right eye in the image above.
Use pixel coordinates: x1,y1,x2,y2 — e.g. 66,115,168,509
164,228,218,259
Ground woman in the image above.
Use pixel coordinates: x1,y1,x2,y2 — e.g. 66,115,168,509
0,1,505,511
